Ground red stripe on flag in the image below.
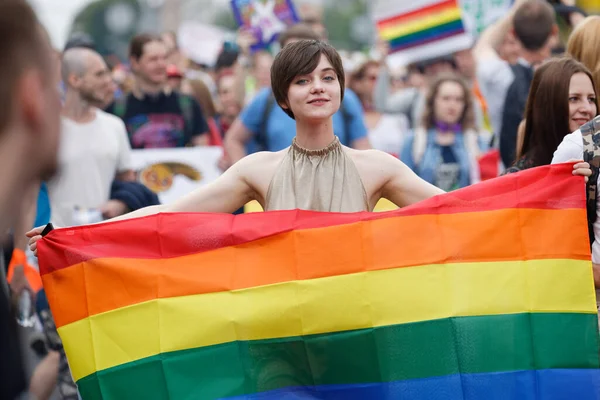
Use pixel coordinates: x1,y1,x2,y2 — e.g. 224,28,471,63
37,164,584,275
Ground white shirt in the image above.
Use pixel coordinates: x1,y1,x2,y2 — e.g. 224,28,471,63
476,55,514,140
552,129,600,263
48,109,132,227
552,129,600,306
368,114,409,155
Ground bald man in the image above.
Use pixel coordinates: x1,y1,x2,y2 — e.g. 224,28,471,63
46,47,135,227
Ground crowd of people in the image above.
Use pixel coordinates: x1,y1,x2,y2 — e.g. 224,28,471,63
2,0,600,399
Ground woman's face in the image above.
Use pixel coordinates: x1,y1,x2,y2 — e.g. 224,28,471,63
284,54,341,121
568,72,597,132
433,81,465,125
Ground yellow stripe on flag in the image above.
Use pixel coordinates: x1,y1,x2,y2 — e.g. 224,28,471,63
378,8,463,41
59,259,596,381
244,198,398,213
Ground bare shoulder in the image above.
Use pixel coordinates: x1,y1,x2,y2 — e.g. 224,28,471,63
344,147,411,206
345,147,406,174
345,147,443,208
233,149,286,174
231,149,288,202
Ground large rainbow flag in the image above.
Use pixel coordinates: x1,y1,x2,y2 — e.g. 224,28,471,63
38,164,600,399
374,0,474,66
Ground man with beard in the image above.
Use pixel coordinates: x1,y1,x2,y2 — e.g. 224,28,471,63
47,47,135,228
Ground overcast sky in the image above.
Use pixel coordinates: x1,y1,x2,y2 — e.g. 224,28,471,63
31,0,94,49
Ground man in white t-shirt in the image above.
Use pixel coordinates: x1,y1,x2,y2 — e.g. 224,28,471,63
48,47,134,227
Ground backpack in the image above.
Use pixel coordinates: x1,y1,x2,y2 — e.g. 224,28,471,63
581,116,600,249
112,93,195,142
256,91,352,152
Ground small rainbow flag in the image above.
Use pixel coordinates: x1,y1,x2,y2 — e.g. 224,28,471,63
38,164,600,399
375,0,473,66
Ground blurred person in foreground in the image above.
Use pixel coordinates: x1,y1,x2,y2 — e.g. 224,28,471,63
0,1,62,399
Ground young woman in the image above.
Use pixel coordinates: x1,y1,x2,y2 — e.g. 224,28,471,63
401,74,483,191
27,40,591,251
508,57,597,173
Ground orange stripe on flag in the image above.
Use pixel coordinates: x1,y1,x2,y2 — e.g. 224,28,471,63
37,164,585,275
42,208,590,328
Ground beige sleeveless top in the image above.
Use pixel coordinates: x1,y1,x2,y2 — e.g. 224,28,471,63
265,136,369,212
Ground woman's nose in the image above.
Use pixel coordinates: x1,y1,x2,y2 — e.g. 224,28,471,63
582,101,596,116
311,80,324,93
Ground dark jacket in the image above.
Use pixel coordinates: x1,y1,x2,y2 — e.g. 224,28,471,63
500,63,534,168
110,180,160,211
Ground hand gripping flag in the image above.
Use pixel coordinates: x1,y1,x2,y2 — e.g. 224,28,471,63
38,164,600,400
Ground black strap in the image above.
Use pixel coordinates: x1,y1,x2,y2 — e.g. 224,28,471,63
581,116,600,250
257,92,276,152
177,94,195,143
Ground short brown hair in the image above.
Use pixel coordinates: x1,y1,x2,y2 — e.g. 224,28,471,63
421,74,476,131
519,57,597,166
513,0,556,51
278,23,320,48
271,40,345,119
129,33,162,61
0,0,50,133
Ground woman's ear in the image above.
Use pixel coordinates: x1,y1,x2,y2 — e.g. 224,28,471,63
278,101,289,110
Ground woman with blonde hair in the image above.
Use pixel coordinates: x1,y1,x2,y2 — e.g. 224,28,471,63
567,16,600,95
401,74,482,191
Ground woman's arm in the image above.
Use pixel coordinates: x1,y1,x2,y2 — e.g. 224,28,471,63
27,154,262,254
378,151,445,207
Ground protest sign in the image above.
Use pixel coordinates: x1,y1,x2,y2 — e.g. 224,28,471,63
231,0,299,51
374,0,474,67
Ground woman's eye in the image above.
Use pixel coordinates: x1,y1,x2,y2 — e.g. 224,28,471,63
589,97,596,103
296,79,308,84
323,76,335,81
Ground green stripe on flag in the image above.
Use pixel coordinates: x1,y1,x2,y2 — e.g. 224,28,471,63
77,313,600,400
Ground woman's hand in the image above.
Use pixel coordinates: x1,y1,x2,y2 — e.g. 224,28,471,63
26,226,46,257
570,160,592,182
